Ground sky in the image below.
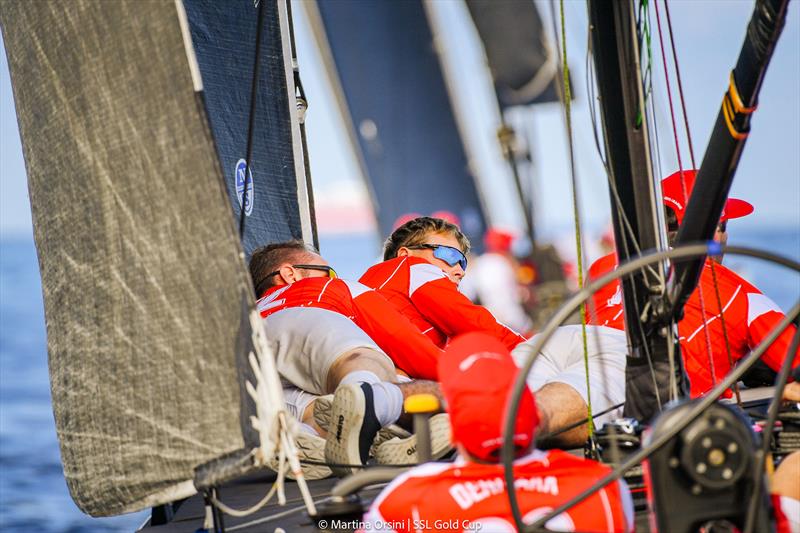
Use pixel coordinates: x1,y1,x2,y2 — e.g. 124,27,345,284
1,1,799,242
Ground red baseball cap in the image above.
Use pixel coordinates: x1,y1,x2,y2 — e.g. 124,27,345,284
438,332,539,462
484,227,516,254
661,169,754,225
431,210,461,227
392,212,423,230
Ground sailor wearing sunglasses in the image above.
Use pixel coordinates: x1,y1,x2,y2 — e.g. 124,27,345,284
360,217,528,373
250,241,450,476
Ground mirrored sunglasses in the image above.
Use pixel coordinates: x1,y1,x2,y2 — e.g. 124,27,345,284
408,244,468,271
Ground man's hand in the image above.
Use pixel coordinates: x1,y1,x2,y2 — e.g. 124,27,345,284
782,381,800,402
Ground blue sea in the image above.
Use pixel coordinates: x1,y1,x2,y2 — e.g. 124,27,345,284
0,228,798,532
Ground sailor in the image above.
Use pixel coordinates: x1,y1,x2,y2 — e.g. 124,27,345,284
362,216,610,447
361,332,634,533
510,170,799,448
359,216,527,359
587,169,799,398
249,241,448,475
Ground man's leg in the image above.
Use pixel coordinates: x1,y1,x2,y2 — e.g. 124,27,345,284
283,386,326,435
324,348,446,474
512,325,627,449
535,382,591,448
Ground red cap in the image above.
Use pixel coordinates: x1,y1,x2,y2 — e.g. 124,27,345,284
484,227,516,254
661,169,754,225
438,332,538,462
431,210,461,227
392,212,423,230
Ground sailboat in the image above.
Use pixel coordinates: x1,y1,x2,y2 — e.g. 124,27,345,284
1,0,798,531
0,0,319,526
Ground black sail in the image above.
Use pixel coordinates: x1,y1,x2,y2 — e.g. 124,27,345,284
183,0,314,257
0,0,293,516
465,0,560,108
310,0,486,244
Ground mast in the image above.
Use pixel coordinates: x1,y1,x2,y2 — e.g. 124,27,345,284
670,0,790,314
588,0,686,421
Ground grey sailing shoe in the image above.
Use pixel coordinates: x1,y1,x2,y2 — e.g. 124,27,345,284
372,413,452,465
312,394,334,433
315,394,410,444
268,431,332,480
324,383,382,476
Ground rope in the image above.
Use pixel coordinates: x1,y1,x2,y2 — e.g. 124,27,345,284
238,0,266,239
555,0,594,438
653,0,718,387
584,7,662,285
209,455,286,517
709,260,743,403
662,0,740,403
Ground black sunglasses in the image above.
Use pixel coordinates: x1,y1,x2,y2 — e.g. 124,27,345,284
267,264,338,279
407,244,468,270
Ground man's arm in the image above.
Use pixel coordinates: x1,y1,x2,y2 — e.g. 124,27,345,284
409,263,527,350
345,281,443,380
745,292,799,375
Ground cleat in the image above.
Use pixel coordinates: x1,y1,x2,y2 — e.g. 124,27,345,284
324,383,382,476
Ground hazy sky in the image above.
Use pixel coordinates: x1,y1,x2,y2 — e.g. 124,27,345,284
1,1,798,240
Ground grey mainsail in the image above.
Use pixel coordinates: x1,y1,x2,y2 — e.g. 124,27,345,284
0,0,293,517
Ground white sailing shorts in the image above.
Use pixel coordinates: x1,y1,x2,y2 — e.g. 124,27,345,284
264,306,392,395
512,324,628,427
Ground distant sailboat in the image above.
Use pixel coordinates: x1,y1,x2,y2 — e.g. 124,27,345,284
304,0,488,246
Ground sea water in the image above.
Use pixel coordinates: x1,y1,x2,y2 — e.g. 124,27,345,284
0,228,797,532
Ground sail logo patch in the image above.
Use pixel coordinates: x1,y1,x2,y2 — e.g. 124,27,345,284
235,159,255,216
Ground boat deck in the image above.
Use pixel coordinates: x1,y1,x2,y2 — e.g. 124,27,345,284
142,472,363,532
141,387,782,532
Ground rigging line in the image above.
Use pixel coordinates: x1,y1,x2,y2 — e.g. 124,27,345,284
239,0,267,239
537,402,625,441
502,243,800,532
579,30,618,423
642,1,665,186
642,1,675,399
210,453,285,517
584,13,661,286
653,0,718,387
583,2,662,410
663,0,739,402
662,0,697,169
553,0,594,439
709,260,743,403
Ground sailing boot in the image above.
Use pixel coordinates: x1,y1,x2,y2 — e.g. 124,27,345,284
371,413,453,465
324,382,382,476
267,431,332,481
